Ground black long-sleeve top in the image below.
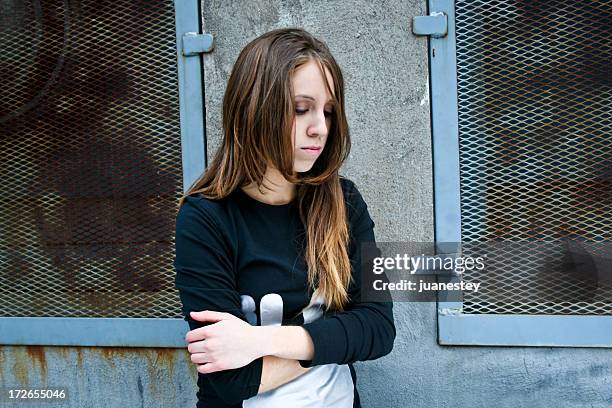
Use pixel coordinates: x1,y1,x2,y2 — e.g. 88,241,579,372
174,177,395,407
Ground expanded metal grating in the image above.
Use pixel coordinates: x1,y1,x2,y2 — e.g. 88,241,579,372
456,1,611,314
0,1,184,318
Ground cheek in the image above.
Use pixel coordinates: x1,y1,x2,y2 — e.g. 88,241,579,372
293,117,307,144
323,119,332,144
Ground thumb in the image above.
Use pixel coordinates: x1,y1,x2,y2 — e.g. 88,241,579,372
189,310,228,322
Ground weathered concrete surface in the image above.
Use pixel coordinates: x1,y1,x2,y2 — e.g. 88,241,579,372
0,346,196,408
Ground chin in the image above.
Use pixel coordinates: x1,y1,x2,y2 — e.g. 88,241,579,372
294,161,315,173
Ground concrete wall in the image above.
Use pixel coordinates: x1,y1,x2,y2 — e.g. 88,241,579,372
1,1,610,408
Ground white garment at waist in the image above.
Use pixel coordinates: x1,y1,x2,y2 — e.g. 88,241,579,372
243,363,354,408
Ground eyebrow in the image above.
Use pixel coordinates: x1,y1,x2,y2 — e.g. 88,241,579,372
295,94,334,103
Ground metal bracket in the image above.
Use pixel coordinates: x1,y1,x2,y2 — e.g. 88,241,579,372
412,12,448,38
182,32,214,56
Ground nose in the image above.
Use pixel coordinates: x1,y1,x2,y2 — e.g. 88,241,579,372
307,110,329,138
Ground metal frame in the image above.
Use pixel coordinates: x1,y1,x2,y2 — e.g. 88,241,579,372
0,317,187,347
0,0,205,348
439,314,612,347
430,0,612,347
175,0,207,192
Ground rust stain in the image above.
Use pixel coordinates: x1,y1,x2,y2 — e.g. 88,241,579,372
93,347,177,362
143,348,178,398
55,346,71,362
152,348,177,371
97,347,127,365
76,347,84,369
4,346,183,397
0,349,5,383
54,347,78,374
97,347,181,395
90,347,181,399
11,348,30,386
26,346,48,378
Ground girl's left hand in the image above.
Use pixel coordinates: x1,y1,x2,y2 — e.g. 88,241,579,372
186,310,262,374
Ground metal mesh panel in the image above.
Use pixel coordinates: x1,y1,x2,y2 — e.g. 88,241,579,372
455,1,611,314
0,0,183,318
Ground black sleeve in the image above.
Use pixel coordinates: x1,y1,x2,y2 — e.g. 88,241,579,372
298,182,396,368
173,196,263,406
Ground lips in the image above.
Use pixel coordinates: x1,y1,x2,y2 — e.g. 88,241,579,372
300,146,322,156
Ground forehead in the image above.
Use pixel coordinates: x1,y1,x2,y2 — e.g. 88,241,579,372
291,60,335,100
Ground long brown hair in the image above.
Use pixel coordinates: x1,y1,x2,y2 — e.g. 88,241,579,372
179,28,352,311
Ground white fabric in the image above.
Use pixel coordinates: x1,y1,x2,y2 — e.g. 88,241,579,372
243,363,354,408
241,290,354,407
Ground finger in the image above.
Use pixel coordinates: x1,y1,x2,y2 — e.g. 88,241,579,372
197,362,223,374
185,326,212,343
190,352,211,365
187,340,207,354
190,310,231,322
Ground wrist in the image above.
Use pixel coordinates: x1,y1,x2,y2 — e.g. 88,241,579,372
254,325,279,357
255,325,314,361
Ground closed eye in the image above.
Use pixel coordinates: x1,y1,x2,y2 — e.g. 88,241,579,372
295,108,334,117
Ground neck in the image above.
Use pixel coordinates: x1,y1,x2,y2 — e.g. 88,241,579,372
241,167,296,205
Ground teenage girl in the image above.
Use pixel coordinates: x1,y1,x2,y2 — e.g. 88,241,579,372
174,28,395,408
